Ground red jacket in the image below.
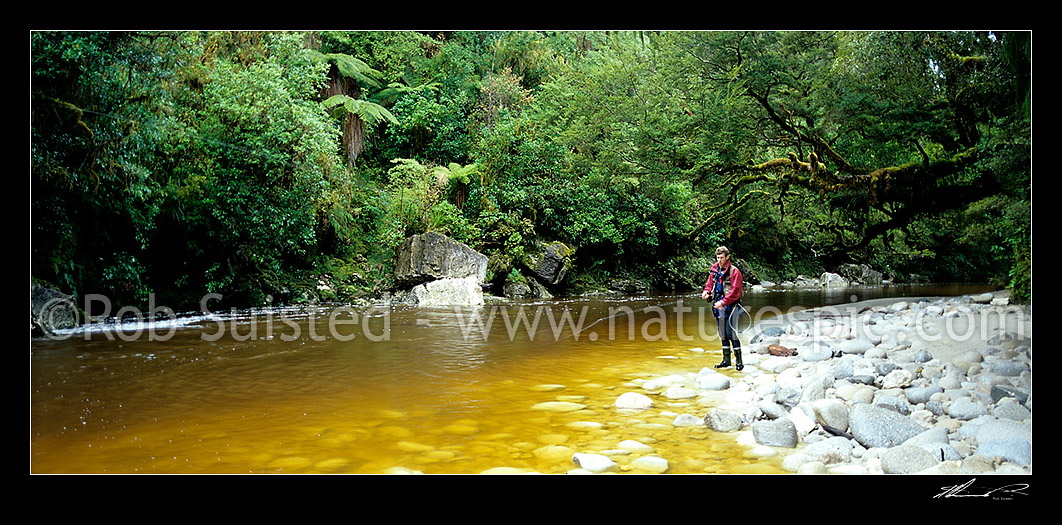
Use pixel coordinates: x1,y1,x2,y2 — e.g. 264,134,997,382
703,262,743,306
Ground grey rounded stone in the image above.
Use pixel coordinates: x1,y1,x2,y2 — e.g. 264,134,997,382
975,439,1032,466
874,396,911,416
803,436,854,464
946,398,989,420
758,401,789,420
704,408,744,433
881,444,939,474
848,403,925,449
992,402,1031,421
752,417,798,448
904,385,944,405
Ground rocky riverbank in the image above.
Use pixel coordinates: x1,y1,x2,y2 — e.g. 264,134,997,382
582,291,1032,475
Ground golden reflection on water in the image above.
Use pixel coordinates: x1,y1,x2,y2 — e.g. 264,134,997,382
31,297,790,474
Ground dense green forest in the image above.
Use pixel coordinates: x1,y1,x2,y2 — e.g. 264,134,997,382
31,30,1031,314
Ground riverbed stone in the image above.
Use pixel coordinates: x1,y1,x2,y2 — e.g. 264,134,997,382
617,439,655,453
975,439,1032,466
902,427,961,461
835,383,875,404
533,445,576,462
848,403,925,449
673,413,702,427
704,408,744,432
752,326,786,342
614,392,654,410
811,399,849,431
880,444,939,474
990,385,1030,405
881,368,915,389
696,371,731,390
531,401,587,412
946,397,989,420
752,417,798,448
799,341,833,362
874,395,911,416
803,436,855,464
992,401,1031,421
572,453,618,473
788,405,818,436
663,386,699,400
904,385,944,405
760,355,798,373
629,455,669,473
975,418,1032,444
758,400,789,420
987,361,1031,377
837,338,875,355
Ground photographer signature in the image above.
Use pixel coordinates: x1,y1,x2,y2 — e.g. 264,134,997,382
934,478,1029,500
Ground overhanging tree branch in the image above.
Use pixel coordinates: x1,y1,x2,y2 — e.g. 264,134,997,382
684,145,995,259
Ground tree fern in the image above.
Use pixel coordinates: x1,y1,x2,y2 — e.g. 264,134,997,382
322,94,398,126
432,162,480,185
306,50,383,89
373,80,442,106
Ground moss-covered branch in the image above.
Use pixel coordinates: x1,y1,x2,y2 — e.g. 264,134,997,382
686,145,995,260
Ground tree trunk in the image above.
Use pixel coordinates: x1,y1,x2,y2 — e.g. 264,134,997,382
321,65,366,167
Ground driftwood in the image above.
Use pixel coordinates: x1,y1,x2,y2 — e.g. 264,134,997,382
821,423,854,440
767,344,798,357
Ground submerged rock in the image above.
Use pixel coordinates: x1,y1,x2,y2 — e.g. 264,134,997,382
614,392,654,410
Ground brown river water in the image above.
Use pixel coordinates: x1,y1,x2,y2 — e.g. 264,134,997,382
30,284,994,475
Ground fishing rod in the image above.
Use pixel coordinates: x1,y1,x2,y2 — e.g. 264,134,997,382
564,294,753,341
728,302,753,333
569,295,683,340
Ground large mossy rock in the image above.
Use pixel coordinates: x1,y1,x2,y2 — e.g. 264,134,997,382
523,241,574,286
31,283,78,337
503,274,553,299
395,232,488,288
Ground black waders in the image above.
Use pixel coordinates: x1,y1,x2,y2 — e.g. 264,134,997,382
715,346,744,371
709,262,744,371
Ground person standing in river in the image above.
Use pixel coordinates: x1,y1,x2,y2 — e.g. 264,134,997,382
701,246,744,371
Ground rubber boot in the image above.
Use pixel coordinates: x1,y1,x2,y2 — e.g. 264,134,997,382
734,348,744,371
715,347,731,368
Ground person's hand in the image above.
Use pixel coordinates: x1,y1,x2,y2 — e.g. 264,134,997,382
701,291,709,300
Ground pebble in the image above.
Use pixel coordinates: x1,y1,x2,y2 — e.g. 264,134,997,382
572,452,618,473
629,455,669,473
530,401,587,412
614,392,654,410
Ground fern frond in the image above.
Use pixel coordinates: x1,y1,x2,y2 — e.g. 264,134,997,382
307,50,382,89
321,95,398,126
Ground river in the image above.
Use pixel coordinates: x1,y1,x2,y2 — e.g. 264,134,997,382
29,283,995,474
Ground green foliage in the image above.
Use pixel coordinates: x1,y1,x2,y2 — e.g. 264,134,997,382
380,89,474,164
323,94,398,126
32,31,347,309
379,158,478,245
31,30,1032,313
307,50,383,89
